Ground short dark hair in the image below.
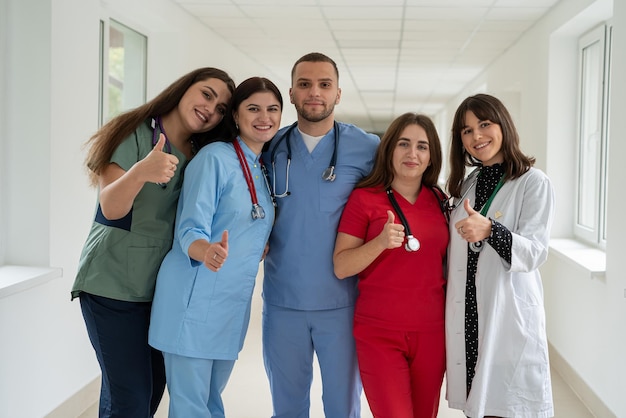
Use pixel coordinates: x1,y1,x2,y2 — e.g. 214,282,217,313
291,52,339,82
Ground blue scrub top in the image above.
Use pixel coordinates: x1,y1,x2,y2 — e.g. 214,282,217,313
262,122,379,310
149,138,274,360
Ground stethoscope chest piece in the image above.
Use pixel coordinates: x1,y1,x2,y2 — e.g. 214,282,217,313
251,204,265,220
469,240,484,253
322,166,336,182
405,235,420,252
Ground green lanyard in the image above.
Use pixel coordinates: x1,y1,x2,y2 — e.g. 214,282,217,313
479,175,505,216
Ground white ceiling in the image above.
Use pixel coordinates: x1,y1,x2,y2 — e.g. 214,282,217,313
173,0,560,132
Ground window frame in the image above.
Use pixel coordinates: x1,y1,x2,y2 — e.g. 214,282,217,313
574,23,611,248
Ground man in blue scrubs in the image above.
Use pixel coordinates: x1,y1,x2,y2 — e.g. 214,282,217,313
262,52,380,418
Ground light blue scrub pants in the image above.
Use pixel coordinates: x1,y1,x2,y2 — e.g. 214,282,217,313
262,304,362,418
163,352,235,418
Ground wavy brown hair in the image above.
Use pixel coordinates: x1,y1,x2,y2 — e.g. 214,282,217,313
84,67,235,186
357,113,443,190
446,94,535,197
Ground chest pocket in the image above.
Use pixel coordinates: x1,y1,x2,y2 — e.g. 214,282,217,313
319,167,360,213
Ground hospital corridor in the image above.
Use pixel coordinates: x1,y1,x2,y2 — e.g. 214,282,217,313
3,0,626,417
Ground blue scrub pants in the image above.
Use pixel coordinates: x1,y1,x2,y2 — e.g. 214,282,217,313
163,352,235,418
79,292,166,418
262,304,362,418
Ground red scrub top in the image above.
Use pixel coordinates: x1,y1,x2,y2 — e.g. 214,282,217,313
338,186,449,332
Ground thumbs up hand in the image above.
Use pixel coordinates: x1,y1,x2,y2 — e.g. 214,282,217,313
376,210,405,250
139,133,180,185
153,133,167,152
205,230,229,272
463,198,479,217
454,199,492,242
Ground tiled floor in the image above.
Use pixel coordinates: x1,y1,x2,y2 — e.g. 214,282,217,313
80,271,594,418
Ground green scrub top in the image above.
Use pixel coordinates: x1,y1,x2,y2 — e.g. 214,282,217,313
72,119,188,302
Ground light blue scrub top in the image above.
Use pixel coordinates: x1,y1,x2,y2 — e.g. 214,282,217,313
262,122,379,310
149,138,274,360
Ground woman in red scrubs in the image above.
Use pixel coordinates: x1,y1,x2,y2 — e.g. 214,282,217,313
333,113,449,418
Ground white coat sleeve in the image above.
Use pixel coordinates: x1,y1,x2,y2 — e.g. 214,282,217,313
509,169,555,272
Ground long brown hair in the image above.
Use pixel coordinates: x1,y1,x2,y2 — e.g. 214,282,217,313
446,94,535,197
358,113,443,190
84,67,235,186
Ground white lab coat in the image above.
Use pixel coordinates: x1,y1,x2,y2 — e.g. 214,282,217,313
445,167,555,418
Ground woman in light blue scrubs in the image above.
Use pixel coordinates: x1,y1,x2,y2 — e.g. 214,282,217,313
149,77,282,418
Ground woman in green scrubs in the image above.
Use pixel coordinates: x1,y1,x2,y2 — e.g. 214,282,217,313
71,67,235,418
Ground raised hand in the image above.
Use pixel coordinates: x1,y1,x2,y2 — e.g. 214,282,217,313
140,134,180,185
377,210,405,250
454,199,491,242
204,230,229,272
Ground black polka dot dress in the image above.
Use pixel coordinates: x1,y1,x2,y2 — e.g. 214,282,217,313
464,163,512,397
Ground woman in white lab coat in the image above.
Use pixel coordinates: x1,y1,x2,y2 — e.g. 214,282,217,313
445,94,555,418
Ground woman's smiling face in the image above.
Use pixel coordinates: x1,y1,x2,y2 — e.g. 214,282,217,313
460,110,504,166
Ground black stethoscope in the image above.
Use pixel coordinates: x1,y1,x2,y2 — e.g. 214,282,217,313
385,184,454,253
269,121,340,198
385,187,421,252
437,168,483,217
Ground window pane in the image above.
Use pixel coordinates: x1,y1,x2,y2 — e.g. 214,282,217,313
107,20,147,122
98,20,104,127
577,39,603,230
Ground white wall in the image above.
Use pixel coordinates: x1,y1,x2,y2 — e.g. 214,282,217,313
600,0,626,413
437,0,623,415
0,0,7,266
4,0,52,267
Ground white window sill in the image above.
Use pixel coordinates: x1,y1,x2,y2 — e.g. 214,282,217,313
0,265,63,299
549,238,606,279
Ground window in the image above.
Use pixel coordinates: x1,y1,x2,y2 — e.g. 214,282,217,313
99,19,147,125
575,24,611,247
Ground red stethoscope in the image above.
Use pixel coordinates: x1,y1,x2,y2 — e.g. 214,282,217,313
232,138,276,220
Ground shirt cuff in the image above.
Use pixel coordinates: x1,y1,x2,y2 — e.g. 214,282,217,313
486,218,512,264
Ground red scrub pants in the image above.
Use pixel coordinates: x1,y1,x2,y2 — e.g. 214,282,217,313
353,321,445,418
